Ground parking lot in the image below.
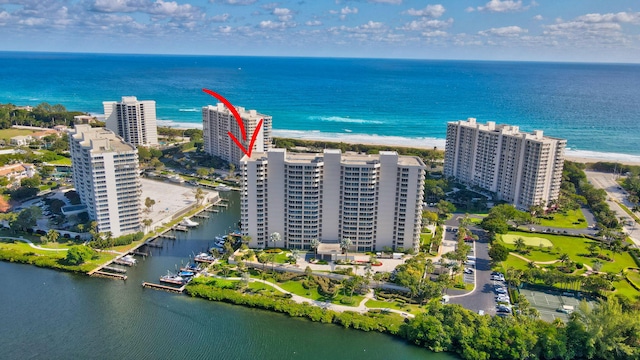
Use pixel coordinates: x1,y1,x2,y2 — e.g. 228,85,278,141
520,289,584,322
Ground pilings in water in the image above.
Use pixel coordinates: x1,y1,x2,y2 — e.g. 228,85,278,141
141,282,185,293
92,271,127,280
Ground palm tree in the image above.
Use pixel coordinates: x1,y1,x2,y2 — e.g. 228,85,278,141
290,249,300,264
310,238,320,254
559,253,571,266
269,232,281,249
592,259,603,272
142,218,153,233
46,229,60,244
514,237,526,253
194,188,205,205
340,237,352,262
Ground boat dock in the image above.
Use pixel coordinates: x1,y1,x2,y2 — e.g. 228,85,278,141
92,271,127,280
173,225,188,232
193,213,209,219
113,259,135,266
102,266,127,273
159,233,177,240
141,282,185,293
215,203,228,208
145,242,162,248
131,251,148,257
205,207,219,213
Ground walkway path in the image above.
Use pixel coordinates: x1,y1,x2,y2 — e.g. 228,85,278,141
205,274,415,318
0,236,67,251
509,252,594,272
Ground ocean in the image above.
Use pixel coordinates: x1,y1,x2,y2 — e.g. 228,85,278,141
1,51,639,158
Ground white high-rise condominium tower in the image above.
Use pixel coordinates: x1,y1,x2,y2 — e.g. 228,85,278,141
103,96,158,146
444,118,566,210
69,125,142,237
241,149,426,252
202,103,272,166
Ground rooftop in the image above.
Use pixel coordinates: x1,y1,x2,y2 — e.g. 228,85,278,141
71,125,137,153
244,148,424,167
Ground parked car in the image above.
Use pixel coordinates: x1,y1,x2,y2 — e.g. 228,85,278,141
492,275,505,281
463,268,474,274
495,287,508,294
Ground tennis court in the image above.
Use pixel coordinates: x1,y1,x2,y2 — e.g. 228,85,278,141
520,289,585,322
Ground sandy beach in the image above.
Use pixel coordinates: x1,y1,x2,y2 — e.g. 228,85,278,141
157,120,640,166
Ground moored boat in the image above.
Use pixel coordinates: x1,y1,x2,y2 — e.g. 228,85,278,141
179,217,199,227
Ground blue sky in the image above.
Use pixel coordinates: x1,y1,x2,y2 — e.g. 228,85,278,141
1,0,640,62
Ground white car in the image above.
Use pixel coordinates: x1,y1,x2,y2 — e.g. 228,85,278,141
495,287,508,294
463,268,474,274
492,275,505,281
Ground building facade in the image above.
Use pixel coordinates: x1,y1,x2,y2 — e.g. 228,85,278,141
241,149,425,252
103,96,158,146
69,125,142,237
202,103,272,166
444,118,566,210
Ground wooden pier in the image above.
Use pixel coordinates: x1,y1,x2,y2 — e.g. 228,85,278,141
205,208,219,213
92,271,127,280
173,225,188,232
132,251,148,257
103,266,127,273
159,234,177,240
141,282,185,293
193,213,209,219
216,203,228,208
113,259,135,266
146,242,163,248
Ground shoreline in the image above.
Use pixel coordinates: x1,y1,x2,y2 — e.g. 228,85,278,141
155,119,640,166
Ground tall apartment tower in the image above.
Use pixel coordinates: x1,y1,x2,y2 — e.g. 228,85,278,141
202,103,272,166
241,149,426,252
69,125,142,237
103,96,158,146
444,118,566,210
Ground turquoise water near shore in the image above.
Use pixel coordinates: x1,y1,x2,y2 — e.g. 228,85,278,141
1,52,639,156
0,192,451,360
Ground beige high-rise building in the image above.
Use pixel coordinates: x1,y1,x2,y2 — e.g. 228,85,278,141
444,118,566,210
69,125,142,237
241,149,425,252
202,104,272,166
103,96,158,146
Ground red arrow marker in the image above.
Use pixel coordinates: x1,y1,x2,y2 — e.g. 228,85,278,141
202,88,263,158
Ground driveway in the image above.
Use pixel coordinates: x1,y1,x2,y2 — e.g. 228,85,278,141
443,220,500,315
585,171,640,246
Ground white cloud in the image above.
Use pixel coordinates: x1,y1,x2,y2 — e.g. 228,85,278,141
576,12,640,24
209,0,257,5
341,6,358,15
399,17,453,31
405,4,445,18
305,20,322,26
368,0,402,4
92,0,143,13
422,30,447,37
272,8,292,22
211,13,230,22
475,0,534,13
259,20,285,29
533,14,543,21
479,25,528,37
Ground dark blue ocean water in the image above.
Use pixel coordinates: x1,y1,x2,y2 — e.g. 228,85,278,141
1,52,639,156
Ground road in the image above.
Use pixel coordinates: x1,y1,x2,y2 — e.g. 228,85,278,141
442,216,501,315
585,171,640,246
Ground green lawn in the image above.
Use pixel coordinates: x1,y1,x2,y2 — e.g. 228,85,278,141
47,157,72,166
0,239,115,272
499,231,637,273
0,128,36,141
626,269,640,289
365,299,422,313
420,233,432,245
502,234,553,247
500,254,534,271
536,209,588,229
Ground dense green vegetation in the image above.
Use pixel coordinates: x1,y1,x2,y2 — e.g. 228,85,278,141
0,103,85,129
187,276,640,360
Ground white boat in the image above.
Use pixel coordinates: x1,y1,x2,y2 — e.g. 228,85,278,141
168,174,184,183
180,218,199,227
121,255,137,265
215,185,232,191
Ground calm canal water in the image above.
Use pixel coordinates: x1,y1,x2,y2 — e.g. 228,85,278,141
0,192,454,360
